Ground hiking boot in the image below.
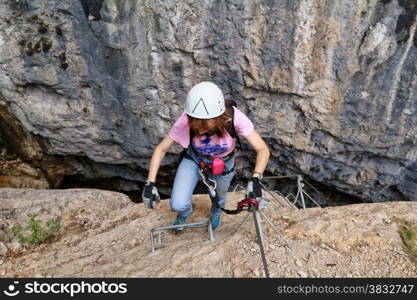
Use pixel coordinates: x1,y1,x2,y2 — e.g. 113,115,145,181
172,207,193,233
210,214,221,230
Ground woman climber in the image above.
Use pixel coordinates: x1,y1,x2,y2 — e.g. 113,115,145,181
142,81,270,231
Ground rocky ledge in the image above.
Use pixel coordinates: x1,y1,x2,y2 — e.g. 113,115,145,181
0,188,416,277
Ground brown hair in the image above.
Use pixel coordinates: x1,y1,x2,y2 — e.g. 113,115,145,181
188,109,232,137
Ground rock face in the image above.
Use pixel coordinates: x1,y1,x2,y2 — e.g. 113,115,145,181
0,0,417,202
0,188,416,277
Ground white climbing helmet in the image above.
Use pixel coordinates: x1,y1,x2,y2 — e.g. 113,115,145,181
185,81,225,119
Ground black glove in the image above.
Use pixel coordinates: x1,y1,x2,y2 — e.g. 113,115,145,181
246,177,262,199
142,181,160,209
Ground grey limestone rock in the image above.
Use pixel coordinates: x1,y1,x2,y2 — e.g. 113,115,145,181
0,0,416,202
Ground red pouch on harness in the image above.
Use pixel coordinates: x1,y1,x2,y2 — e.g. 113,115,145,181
212,157,225,175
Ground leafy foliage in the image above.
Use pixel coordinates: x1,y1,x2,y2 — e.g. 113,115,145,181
9,213,61,245
400,225,417,263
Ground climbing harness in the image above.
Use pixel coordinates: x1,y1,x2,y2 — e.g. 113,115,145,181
183,149,235,176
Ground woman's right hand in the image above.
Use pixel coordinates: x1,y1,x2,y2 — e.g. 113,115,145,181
142,136,175,208
142,181,160,209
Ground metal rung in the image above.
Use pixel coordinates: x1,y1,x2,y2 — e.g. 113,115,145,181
150,220,214,253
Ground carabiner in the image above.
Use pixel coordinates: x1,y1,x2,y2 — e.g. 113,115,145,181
198,168,217,190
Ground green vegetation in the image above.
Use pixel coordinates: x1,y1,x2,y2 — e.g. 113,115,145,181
399,225,417,263
9,213,60,245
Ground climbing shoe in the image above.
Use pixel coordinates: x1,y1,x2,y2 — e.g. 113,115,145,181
172,207,193,233
210,214,222,230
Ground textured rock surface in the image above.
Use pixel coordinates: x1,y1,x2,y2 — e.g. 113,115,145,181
0,188,416,277
0,0,417,202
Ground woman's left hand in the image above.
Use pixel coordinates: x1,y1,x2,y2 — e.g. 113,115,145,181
246,176,262,199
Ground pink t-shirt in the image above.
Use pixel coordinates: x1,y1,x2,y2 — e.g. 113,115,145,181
168,107,254,157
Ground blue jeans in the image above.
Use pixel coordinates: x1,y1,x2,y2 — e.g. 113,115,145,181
169,148,236,218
